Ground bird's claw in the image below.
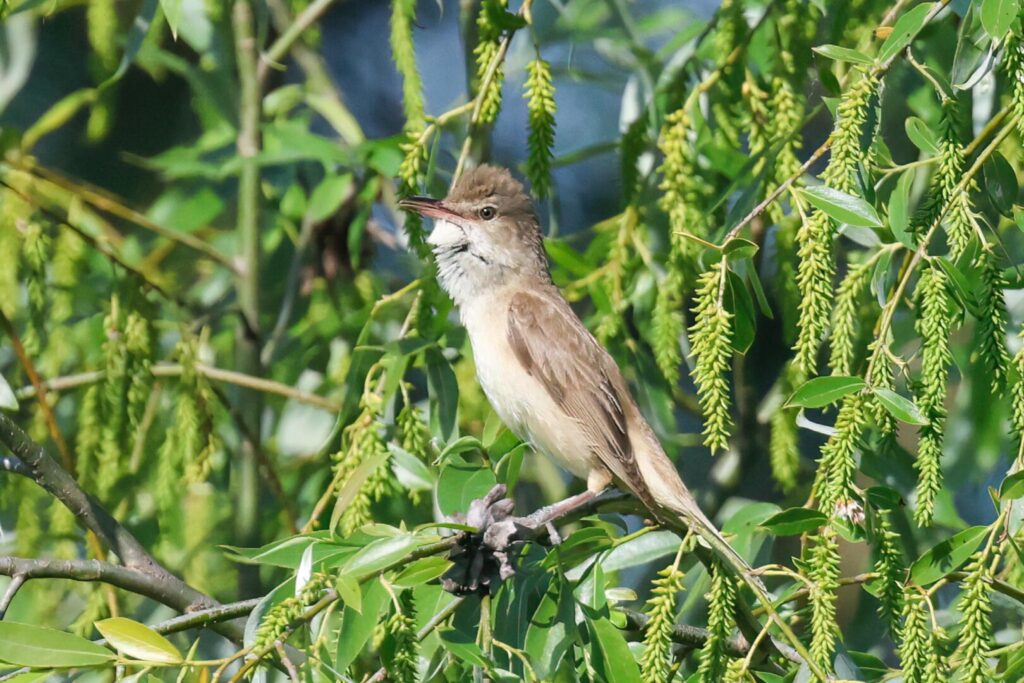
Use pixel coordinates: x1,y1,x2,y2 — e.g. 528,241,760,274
441,484,543,595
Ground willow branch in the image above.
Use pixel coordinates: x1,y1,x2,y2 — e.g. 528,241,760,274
0,455,29,477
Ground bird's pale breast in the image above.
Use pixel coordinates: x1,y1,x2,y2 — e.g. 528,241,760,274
458,290,598,480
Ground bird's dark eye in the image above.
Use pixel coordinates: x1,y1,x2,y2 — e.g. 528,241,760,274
479,206,497,220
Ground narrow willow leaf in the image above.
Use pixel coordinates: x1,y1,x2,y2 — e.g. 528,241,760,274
760,508,828,535
905,116,940,154
813,44,874,65
878,3,936,63
799,185,883,227
872,388,929,425
0,622,115,668
94,618,182,664
910,526,988,585
786,376,866,408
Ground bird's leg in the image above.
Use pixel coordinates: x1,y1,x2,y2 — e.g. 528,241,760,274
514,489,599,533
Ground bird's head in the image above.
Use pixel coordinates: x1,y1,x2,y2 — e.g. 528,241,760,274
399,165,550,305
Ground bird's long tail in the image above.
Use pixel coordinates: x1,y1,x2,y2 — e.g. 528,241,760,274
660,494,772,600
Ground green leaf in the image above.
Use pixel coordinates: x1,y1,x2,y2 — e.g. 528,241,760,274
94,617,182,664
341,534,419,579
813,44,875,65
905,116,940,154
160,0,183,39
335,579,389,671
799,185,883,227
104,0,160,86
388,443,436,492
524,584,576,679
888,170,916,249
585,614,642,682
0,371,19,411
984,151,1018,216
785,376,866,408
726,269,756,354
760,508,828,535
981,0,1020,39
878,3,936,64
722,237,759,260
910,525,988,585
330,445,391,533
0,622,115,668
392,556,453,587
439,629,493,669
999,470,1024,501
935,257,983,317
308,173,353,222
871,388,929,425
426,347,459,441
436,460,497,517
334,573,362,612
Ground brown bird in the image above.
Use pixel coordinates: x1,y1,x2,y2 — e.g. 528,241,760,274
398,165,756,585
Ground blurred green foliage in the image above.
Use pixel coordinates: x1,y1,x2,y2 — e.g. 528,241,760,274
1,0,1024,681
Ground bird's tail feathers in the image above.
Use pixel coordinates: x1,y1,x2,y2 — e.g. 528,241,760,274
663,498,772,601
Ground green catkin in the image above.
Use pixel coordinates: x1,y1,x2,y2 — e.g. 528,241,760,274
774,217,802,345
524,57,557,198
385,591,419,682
50,230,84,324
19,219,51,355
899,591,944,682
914,104,972,258
332,396,392,536
769,363,802,492
723,658,749,683
913,266,952,526
621,115,648,203
872,511,904,631
769,408,799,492
473,0,507,126
70,586,109,638
658,108,713,255
956,551,997,683
95,294,155,500
709,0,747,149
390,0,425,131
689,261,734,454
397,401,431,503
1012,327,1024,440
639,559,686,681
828,261,872,376
253,572,331,649
75,384,103,491
1004,34,1024,137
397,136,429,254
697,558,737,683
813,394,865,517
793,73,878,375
87,0,119,76
976,246,1011,390
807,528,841,672
865,338,897,437
652,268,685,388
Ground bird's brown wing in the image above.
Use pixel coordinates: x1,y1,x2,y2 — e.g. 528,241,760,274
506,290,655,508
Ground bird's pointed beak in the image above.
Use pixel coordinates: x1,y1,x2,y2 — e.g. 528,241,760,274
398,196,459,220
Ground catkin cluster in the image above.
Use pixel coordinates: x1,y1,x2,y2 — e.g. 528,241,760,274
793,73,878,374
639,558,686,681
332,394,393,536
913,266,952,526
253,572,331,649
696,558,737,682
689,261,734,453
524,57,556,199
473,0,507,126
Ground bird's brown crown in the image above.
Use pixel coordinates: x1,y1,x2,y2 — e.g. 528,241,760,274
446,164,536,222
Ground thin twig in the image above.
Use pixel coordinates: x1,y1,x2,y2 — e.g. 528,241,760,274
258,0,344,83
0,575,26,619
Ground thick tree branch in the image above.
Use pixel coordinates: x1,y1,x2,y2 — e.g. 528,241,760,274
0,454,29,477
